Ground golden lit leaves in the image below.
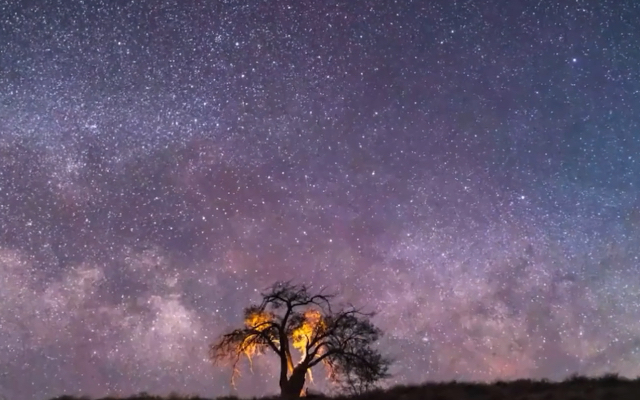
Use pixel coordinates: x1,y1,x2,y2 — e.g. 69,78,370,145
244,307,275,331
292,309,326,355
239,308,279,366
210,307,282,388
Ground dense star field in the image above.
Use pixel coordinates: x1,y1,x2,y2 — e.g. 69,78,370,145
1,1,640,399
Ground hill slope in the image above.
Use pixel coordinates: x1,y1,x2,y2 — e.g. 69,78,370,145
51,374,639,400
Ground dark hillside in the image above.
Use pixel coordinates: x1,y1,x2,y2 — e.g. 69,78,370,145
50,374,640,400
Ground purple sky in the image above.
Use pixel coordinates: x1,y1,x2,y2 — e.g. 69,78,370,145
1,1,640,399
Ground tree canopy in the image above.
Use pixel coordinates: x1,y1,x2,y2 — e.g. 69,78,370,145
209,281,392,398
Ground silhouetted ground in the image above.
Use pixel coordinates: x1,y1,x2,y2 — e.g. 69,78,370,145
50,374,640,400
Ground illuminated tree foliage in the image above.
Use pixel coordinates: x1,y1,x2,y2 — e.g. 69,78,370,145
209,281,392,398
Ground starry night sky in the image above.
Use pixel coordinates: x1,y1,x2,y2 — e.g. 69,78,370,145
1,0,640,399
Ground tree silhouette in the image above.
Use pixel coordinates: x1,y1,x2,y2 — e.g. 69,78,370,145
209,281,392,398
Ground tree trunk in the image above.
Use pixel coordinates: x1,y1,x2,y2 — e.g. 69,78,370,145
280,364,307,398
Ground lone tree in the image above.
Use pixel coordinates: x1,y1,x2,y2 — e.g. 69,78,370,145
209,281,392,398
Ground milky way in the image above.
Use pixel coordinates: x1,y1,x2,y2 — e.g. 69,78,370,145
1,1,640,399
